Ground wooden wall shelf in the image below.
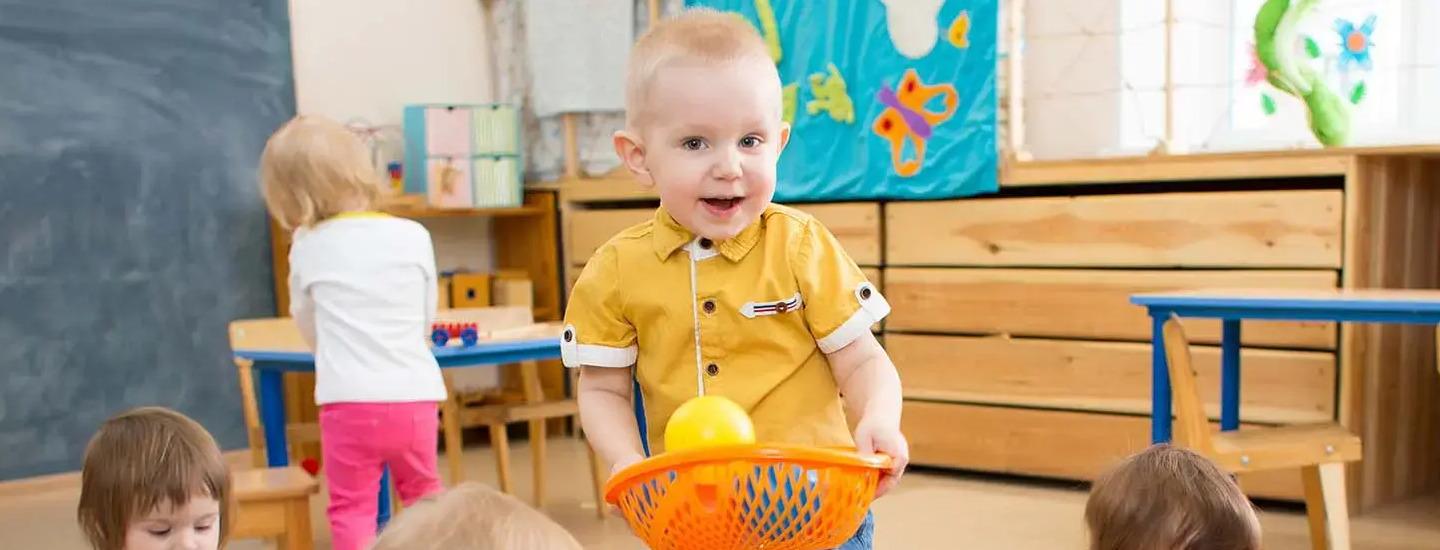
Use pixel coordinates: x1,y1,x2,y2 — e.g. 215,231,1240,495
554,146,1440,205
1002,145,1440,188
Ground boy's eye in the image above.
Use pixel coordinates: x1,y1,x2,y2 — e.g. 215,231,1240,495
147,528,172,537
681,138,706,151
740,135,763,148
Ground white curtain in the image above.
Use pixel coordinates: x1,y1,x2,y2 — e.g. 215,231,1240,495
489,0,686,182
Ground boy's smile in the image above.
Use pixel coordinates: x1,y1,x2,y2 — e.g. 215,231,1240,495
699,195,744,218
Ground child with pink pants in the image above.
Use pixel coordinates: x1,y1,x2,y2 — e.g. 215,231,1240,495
260,116,448,550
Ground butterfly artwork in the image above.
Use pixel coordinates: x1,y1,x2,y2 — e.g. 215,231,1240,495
686,0,997,201
872,70,959,177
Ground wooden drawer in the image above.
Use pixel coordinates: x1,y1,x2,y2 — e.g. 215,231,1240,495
902,401,1304,501
565,208,653,265
886,190,1342,268
791,202,881,266
889,334,1335,424
884,268,1338,349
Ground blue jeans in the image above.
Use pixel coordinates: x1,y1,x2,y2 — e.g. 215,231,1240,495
835,511,874,550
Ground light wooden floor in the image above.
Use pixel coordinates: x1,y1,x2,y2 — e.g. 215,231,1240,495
3,436,1437,549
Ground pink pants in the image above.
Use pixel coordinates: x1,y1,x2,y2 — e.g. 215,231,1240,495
320,402,444,550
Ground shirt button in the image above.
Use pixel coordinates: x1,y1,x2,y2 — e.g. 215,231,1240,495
702,299,716,314
706,363,719,376
860,286,873,299
699,238,713,249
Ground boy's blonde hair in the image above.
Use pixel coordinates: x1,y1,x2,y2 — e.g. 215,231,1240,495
371,482,583,550
259,115,380,229
625,8,776,128
77,407,233,550
1086,445,1261,550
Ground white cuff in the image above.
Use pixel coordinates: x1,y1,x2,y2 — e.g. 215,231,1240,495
560,325,637,368
816,283,891,353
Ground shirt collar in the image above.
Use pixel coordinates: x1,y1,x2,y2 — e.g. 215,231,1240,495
651,205,765,262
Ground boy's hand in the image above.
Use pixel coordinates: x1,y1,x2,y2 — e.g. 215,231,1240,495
853,419,909,498
603,454,645,521
609,453,645,477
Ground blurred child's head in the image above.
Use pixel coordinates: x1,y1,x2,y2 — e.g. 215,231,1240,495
259,115,380,229
77,407,231,550
370,482,583,550
1086,445,1261,550
614,8,789,241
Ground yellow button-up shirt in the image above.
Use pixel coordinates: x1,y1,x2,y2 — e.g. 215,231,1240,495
561,204,890,453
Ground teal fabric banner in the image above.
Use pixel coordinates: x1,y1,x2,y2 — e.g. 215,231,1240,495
685,0,998,201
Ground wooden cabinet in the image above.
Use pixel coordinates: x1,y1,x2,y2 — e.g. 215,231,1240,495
557,150,1440,512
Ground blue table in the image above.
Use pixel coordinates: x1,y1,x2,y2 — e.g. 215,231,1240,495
233,337,561,527
1131,289,1440,445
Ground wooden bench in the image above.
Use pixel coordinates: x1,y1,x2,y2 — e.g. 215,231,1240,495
231,466,319,550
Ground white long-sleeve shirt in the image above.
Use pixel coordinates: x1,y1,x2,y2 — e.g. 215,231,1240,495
287,213,446,405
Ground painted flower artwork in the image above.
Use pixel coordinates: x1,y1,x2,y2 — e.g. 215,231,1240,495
1335,15,1376,73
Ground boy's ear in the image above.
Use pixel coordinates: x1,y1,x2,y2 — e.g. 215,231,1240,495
613,130,654,188
777,121,792,155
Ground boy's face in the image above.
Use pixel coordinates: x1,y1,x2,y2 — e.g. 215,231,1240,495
617,58,790,240
125,496,221,550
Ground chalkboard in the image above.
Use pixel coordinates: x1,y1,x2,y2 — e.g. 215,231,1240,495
0,0,293,480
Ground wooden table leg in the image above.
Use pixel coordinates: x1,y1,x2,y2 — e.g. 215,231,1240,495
441,374,465,484
235,358,267,468
521,361,547,508
280,498,313,550
490,422,513,493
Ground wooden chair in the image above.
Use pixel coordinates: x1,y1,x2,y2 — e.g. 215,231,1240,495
1162,316,1361,550
231,466,320,550
434,308,605,514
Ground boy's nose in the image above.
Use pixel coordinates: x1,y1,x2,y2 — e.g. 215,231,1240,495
711,148,742,179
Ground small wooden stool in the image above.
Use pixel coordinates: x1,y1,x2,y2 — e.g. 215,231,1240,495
231,466,319,550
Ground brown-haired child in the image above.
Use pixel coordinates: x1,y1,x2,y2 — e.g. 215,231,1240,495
1086,444,1261,550
370,482,583,550
77,406,232,550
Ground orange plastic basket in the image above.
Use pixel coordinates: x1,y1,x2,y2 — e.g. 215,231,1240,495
603,445,890,550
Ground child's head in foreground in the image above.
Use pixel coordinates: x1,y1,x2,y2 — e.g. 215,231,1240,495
77,406,231,550
370,481,583,550
614,8,789,241
259,115,380,230
1086,444,1261,550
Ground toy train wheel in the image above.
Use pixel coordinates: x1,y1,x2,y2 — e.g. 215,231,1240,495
460,326,479,346
431,327,450,347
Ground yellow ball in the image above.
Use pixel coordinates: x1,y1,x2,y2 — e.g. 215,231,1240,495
663,395,756,452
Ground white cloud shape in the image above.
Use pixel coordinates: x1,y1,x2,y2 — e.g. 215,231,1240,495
879,0,946,59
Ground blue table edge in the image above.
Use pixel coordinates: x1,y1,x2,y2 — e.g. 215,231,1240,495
234,337,562,363
1131,294,1440,314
